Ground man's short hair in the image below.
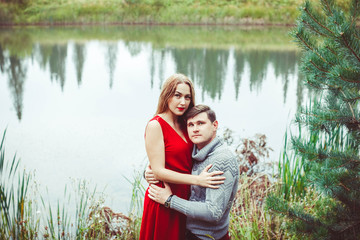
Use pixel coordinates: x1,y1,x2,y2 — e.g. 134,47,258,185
185,104,216,123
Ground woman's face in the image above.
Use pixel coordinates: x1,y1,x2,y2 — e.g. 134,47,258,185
167,83,192,116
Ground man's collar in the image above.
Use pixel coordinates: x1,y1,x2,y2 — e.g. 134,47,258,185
192,136,222,162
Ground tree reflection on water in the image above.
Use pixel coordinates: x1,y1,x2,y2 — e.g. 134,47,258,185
0,26,304,121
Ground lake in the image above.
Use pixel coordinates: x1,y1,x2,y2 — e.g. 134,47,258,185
0,25,305,215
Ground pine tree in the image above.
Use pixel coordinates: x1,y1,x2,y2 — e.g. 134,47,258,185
266,0,360,239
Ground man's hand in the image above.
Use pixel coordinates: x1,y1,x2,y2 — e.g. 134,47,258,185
148,182,172,205
144,165,160,184
197,164,226,189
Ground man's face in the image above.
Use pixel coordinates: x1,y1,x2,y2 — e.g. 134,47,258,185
187,112,218,150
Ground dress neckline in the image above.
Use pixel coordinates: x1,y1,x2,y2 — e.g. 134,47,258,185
156,115,189,144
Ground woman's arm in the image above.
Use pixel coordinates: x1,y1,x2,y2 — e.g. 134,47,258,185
145,120,225,188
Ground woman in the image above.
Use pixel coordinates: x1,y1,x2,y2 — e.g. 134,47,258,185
139,74,224,240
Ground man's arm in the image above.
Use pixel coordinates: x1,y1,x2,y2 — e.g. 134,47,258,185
172,170,236,222
148,167,238,222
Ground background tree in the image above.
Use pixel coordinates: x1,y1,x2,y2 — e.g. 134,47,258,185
266,0,360,239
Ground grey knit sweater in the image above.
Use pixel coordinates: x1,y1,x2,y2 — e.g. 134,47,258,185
170,137,239,240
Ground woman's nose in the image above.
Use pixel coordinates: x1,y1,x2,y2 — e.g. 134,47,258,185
180,97,185,105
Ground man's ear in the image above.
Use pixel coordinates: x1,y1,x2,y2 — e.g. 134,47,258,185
213,120,218,130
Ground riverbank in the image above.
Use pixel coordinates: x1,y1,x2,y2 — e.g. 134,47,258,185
0,25,298,54
0,0,350,26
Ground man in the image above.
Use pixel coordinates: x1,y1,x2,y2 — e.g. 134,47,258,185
146,104,239,240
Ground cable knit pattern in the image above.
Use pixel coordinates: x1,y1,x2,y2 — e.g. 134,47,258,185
170,137,239,240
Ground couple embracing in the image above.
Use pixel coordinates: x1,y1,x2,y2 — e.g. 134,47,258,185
140,74,239,240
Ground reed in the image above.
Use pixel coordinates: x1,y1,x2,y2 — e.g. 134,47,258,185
121,169,146,239
278,129,307,200
0,129,33,239
39,179,107,239
0,129,126,239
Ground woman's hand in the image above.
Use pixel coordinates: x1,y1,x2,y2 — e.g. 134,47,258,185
144,165,160,184
197,164,225,189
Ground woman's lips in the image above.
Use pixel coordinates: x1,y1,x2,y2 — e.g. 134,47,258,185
177,107,185,111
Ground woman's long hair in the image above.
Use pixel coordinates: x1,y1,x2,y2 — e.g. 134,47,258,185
156,73,195,126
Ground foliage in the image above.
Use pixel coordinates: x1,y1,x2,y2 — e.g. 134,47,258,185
223,128,274,176
266,0,360,239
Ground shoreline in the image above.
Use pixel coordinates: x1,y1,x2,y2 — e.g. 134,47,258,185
0,21,296,28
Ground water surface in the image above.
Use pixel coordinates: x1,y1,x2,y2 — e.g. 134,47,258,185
0,25,305,214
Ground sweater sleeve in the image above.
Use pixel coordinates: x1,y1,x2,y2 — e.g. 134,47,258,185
170,170,236,222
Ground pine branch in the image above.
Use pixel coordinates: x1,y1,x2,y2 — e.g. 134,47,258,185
338,221,360,235
296,32,328,63
326,46,337,56
339,182,351,192
332,159,360,169
344,96,360,102
322,0,333,16
309,60,329,73
306,80,327,90
298,108,359,134
303,70,334,90
308,73,340,90
339,89,357,121
339,75,360,84
354,30,360,41
302,19,327,37
267,196,323,229
295,32,315,52
304,6,334,36
340,32,360,63
350,0,360,26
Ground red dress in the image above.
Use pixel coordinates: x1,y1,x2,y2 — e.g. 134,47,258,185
139,116,193,240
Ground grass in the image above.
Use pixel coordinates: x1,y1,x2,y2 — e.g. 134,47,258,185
229,174,282,239
1,0,353,26
278,129,307,200
122,170,146,240
0,129,31,239
2,0,351,26
39,180,103,239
